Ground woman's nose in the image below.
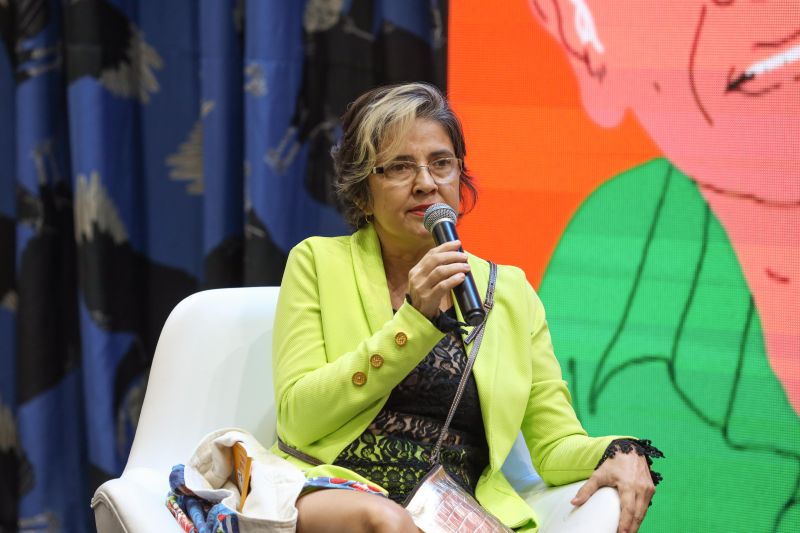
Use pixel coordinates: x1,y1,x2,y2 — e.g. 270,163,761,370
412,166,437,194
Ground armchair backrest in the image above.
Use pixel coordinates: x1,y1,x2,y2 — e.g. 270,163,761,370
124,287,281,475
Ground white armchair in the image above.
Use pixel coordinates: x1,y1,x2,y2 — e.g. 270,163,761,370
91,287,620,532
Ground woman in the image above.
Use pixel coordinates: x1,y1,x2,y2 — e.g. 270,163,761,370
272,82,661,533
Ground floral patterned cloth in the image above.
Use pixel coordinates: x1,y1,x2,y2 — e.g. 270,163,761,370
302,476,386,496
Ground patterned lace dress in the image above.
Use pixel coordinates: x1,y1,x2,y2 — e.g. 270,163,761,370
334,308,489,503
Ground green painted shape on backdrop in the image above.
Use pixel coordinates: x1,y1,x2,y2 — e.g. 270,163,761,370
539,158,799,532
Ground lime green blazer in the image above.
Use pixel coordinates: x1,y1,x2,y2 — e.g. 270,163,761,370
272,224,619,530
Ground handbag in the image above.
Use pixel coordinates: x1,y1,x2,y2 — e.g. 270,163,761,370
280,261,511,532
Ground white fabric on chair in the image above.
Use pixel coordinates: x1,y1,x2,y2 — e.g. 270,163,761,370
91,287,619,532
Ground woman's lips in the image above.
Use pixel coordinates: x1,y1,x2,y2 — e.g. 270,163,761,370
408,205,432,216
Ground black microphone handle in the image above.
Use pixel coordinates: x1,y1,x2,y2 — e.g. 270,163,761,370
431,220,485,326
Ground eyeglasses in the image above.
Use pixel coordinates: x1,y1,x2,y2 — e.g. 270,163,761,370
372,157,462,184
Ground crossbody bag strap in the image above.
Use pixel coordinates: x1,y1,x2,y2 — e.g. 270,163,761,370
429,261,497,466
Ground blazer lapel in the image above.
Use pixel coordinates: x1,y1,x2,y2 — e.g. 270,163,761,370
350,225,393,334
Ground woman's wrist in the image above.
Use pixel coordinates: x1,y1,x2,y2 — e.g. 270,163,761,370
597,438,664,487
405,294,466,334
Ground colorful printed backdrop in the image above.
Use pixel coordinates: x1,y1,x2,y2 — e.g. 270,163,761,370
451,1,799,531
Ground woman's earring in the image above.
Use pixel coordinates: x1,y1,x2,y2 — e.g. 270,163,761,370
364,213,374,225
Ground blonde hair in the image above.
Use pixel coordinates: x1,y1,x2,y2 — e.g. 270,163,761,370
332,82,477,229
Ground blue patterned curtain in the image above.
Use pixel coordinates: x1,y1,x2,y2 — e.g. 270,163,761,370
0,0,446,530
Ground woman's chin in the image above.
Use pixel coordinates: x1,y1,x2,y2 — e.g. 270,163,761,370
403,226,436,247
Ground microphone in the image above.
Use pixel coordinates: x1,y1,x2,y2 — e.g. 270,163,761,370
423,203,485,326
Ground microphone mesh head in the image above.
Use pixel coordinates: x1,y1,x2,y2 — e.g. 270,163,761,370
423,203,457,233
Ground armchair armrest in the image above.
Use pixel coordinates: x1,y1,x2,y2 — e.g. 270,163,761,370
523,480,620,533
505,433,620,532
92,468,177,533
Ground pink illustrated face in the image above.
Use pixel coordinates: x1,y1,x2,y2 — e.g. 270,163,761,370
535,0,800,202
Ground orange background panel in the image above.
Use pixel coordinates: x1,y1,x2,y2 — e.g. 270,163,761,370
448,0,661,287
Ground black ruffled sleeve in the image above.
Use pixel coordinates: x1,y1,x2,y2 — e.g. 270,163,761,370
596,438,664,487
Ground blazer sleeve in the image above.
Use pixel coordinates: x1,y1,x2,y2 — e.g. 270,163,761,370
519,281,621,486
272,240,445,449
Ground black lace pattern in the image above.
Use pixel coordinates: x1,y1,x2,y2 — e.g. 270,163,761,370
335,312,489,503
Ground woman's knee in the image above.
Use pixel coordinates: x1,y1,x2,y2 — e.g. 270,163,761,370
295,489,417,533
363,497,417,533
